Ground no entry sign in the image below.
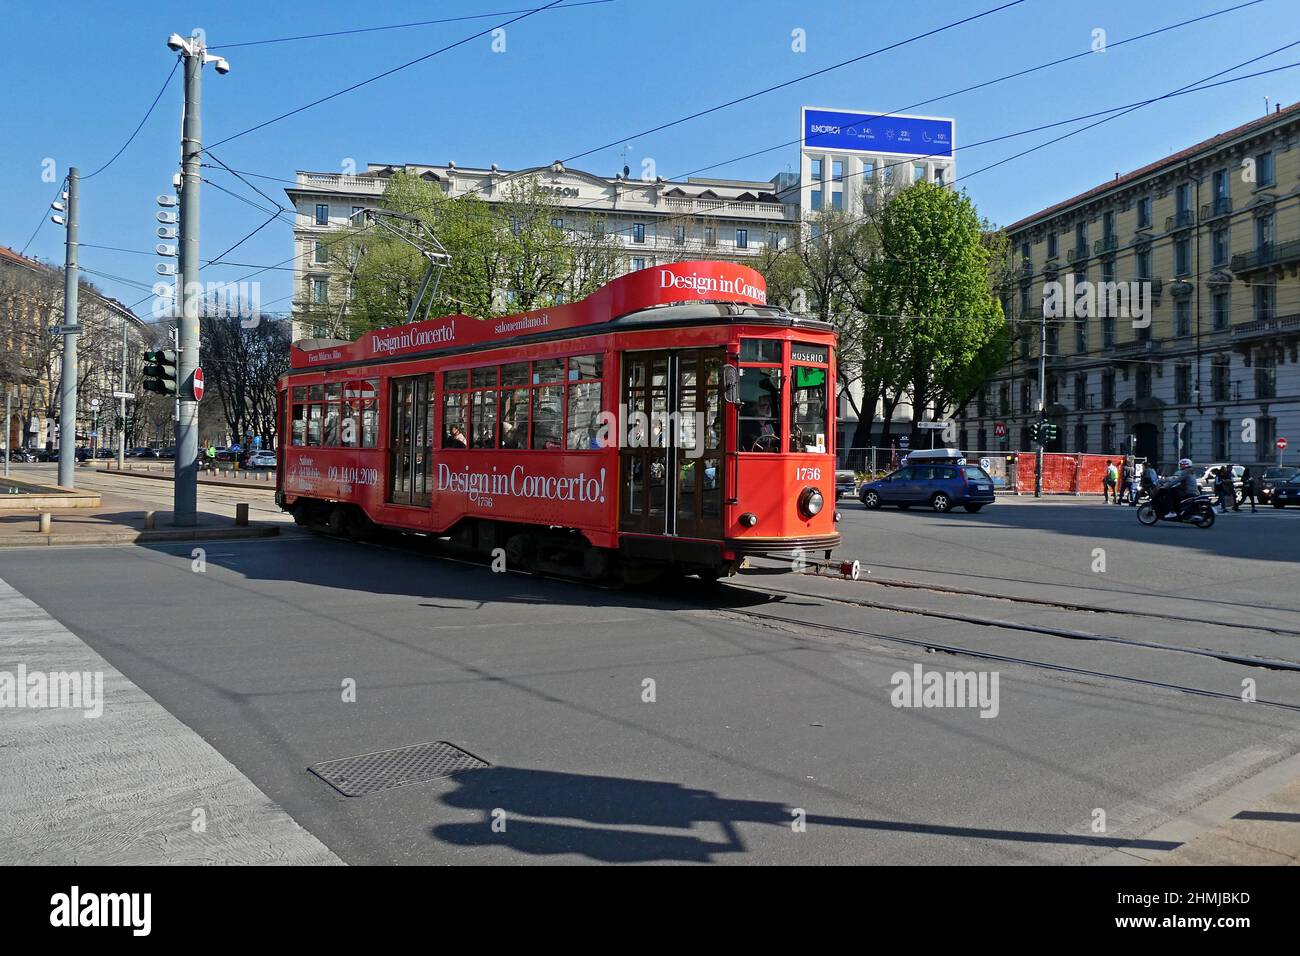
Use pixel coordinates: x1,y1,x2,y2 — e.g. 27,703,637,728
193,366,205,402
1278,437,1288,451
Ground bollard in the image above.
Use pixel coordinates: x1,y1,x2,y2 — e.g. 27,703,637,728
235,503,249,527
144,511,156,530
38,512,51,533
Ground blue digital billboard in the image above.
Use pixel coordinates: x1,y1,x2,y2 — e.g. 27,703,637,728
802,108,954,158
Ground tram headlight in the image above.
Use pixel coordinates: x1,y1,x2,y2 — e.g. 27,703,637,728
799,487,825,518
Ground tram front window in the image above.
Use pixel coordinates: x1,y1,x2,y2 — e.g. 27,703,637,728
790,364,828,453
738,367,780,453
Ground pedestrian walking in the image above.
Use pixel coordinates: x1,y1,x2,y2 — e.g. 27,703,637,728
1236,466,1258,513
1118,459,1135,506
1103,460,1117,503
1214,465,1234,513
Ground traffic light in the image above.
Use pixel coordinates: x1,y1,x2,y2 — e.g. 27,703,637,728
1042,422,1058,443
142,349,177,394
1029,422,1040,444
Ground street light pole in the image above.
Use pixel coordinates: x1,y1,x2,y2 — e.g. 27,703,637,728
168,31,228,525
57,168,80,490
117,316,128,470
1035,290,1046,498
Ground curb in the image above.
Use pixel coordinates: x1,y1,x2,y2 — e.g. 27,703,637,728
96,467,276,489
0,525,280,548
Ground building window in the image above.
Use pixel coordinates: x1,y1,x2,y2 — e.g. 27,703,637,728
631,257,645,272
832,160,843,182
1047,233,1058,258
883,164,894,184
811,158,823,180
1135,248,1151,279
1075,318,1087,353
1254,283,1275,322
632,222,646,244
314,240,329,265
1211,355,1230,402
1174,236,1190,276
998,383,1010,416
1213,290,1230,331
311,277,328,304
767,229,779,248
1103,314,1116,348
977,388,988,417
1256,150,1275,187
1019,283,1031,317
736,228,748,249
1137,197,1151,229
705,226,716,247
314,204,329,226
977,427,987,450
1020,240,1030,261
1256,213,1274,255
1074,422,1088,453
1255,350,1276,399
1074,372,1087,410
674,225,685,245
1176,182,1191,214
830,191,843,210
1136,365,1151,400
1258,416,1277,455
1020,378,1031,414
1174,299,1191,337
935,167,947,186
1102,421,1115,454
1213,168,1229,200
1046,374,1059,406
1213,420,1229,461
810,190,822,211
1212,226,1229,266
1102,369,1115,407
551,217,565,231
1046,324,1058,356
1074,221,1087,254
913,163,926,183
1175,364,1191,405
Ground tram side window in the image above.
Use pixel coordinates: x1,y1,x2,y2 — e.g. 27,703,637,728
470,366,498,448
566,354,604,449
442,370,469,448
531,358,564,450
323,382,342,447
340,379,379,448
499,362,530,449
738,367,781,453
291,387,307,446
306,384,324,446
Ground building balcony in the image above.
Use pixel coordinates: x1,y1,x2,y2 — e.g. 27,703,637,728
1200,196,1232,220
1093,234,1118,255
1166,209,1194,231
1067,245,1088,263
1231,239,1300,274
1230,312,1300,342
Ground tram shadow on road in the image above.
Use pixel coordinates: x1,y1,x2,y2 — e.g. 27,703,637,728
429,766,1182,864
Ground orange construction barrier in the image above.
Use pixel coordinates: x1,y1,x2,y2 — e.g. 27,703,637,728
1014,452,1128,495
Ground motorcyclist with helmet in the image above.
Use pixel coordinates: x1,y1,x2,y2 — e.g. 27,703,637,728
1153,458,1200,519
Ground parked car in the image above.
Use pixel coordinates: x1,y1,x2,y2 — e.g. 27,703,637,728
1270,477,1300,508
1196,463,1243,496
835,469,857,501
245,450,277,469
35,449,59,462
75,447,93,462
1259,466,1299,504
128,446,153,458
159,447,176,459
213,447,238,462
858,449,996,513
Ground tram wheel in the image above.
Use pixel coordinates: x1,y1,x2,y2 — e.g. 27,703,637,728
326,507,347,535
504,532,535,569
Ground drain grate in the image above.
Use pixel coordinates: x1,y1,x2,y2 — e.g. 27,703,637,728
308,740,489,797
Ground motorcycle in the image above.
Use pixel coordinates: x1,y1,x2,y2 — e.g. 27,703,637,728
1136,493,1216,529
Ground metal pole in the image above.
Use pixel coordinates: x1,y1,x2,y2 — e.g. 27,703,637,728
1034,288,1046,498
175,45,201,525
118,316,127,469
58,168,80,489
3,387,10,479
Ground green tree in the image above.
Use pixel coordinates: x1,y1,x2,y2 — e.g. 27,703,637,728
866,183,1006,448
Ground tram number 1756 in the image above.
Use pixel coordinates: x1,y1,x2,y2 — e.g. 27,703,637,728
795,466,822,481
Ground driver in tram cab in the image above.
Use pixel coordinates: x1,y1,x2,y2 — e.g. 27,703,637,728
742,395,778,452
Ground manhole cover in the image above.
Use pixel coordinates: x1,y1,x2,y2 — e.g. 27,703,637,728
309,741,489,797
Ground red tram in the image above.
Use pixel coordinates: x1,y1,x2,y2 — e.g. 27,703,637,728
276,261,839,580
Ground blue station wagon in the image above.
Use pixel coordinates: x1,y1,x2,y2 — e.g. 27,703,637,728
858,451,996,513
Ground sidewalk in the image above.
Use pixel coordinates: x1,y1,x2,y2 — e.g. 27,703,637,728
1158,774,1300,865
99,464,277,490
0,487,279,547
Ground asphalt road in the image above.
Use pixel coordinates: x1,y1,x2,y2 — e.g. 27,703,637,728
1,493,1297,864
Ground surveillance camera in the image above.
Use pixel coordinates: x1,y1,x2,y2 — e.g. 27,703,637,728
214,57,230,74
166,33,188,52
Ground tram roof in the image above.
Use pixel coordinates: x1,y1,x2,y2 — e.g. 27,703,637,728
288,261,830,373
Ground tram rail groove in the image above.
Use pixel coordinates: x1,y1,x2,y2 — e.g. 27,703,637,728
724,579,1300,673
745,564,1300,638
716,606,1300,713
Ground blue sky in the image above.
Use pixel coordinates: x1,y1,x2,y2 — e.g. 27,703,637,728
1,0,1295,315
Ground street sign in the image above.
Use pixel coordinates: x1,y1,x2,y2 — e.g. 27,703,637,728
994,422,1007,437
112,391,134,400
48,325,81,335
193,366,205,402
1278,437,1288,451
899,436,910,449
980,457,991,471
917,421,950,430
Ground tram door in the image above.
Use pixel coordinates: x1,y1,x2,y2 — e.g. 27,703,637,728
388,374,433,507
620,349,724,538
